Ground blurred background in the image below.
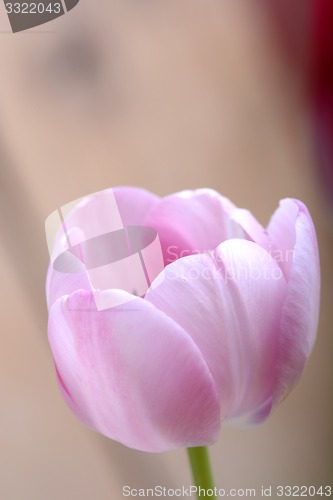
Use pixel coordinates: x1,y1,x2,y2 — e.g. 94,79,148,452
0,0,332,498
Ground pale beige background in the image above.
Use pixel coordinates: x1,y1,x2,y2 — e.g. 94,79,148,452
0,1,332,499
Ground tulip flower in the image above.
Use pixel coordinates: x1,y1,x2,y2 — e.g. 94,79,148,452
46,187,320,453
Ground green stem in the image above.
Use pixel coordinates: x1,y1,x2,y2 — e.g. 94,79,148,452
187,446,217,499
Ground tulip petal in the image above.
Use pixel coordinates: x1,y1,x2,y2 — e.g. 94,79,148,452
62,187,160,242
146,240,287,424
144,189,238,265
268,200,321,404
48,289,221,452
267,199,300,278
113,186,160,226
46,264,91,311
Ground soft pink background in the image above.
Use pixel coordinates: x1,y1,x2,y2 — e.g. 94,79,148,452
0,1,332,498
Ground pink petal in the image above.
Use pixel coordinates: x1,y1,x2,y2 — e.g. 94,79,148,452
62,187,159,243
48,289,221,452
268,200,321,404
267,199,300,278
146,239,287,424
113,186,160,226
144,189,237,265
46,264,91,310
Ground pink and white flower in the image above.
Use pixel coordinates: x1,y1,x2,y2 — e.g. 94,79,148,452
46,187,320,452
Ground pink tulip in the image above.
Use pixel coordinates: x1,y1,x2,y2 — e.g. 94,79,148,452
46,188,320,452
